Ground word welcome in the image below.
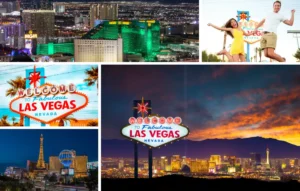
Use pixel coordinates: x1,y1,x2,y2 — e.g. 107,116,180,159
129,116,182,125
18,84,76,97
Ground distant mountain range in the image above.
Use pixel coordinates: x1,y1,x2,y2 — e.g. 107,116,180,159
102,137,300,158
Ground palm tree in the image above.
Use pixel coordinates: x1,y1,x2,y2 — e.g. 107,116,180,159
87,121,98,126
294,49,300,61
6,76,26,126
12,117,16,125
0,115,10,126
84,66,98,91
58,114,78,126
258,48,263,62
254,47,258,62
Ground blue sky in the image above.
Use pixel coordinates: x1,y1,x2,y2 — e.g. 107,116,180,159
202,0,300,62
0,64,98,126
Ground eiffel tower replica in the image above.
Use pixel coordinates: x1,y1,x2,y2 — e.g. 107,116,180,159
34,134,47,180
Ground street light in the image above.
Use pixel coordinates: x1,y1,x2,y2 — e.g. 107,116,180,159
287,30,300,49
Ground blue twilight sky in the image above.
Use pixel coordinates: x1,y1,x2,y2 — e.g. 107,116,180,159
0,64,98,126
202,0,300,62
0,129,98,173
102,65,300,146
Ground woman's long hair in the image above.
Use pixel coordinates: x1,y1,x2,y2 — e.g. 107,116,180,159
224,18,239,38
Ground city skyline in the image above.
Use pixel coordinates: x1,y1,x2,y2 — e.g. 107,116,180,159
102,65,300,146
0,130,98,173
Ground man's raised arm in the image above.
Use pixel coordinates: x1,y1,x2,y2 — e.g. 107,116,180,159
284,9,295,26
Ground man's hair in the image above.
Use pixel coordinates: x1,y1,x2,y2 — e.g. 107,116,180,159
273,1,281,6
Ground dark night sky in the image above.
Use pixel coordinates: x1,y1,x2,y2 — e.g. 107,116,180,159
102,65,300,146
0,130,98,173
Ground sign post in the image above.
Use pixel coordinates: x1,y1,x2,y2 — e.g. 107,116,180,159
132,97,152,178
123,99,189,179
237,11,250,62
237,11,263,62
25,66,46,126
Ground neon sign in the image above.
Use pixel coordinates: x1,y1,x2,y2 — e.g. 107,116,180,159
121,115,189,148
9,83,88,124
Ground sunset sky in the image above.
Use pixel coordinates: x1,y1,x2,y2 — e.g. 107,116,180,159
102,65,300,146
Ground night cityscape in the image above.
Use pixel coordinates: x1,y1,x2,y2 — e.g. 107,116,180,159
0,130,98,190
102,65,300,189
0,0,199,62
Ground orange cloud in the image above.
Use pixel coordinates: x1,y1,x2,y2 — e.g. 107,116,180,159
188,86,300,146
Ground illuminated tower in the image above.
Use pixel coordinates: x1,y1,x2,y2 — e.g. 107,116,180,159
36,134,46,169
266,146,270,166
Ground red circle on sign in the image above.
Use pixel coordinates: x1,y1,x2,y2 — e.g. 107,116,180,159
144,117,150,124
167,117,173,124
137,117,143,124
174,117,182,124
152,117,158,124
159,117,166,124
129,117,136,124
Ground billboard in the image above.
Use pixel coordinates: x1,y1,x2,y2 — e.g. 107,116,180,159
24,30,38,39
61,168,74,176
121,116,189,148
9,83,89,124
87,161,98,169
239,19,263,44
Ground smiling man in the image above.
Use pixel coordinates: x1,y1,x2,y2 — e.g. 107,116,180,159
255,1,295,62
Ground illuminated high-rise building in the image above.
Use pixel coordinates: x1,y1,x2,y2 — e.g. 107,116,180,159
228,156,236,166
22,10,55,38
26,160,37,172
40,0,49,10
0,2,17,13
208,161,216,173
36,134,46,169
153,157,158,170
190,160,198,173
0,23,25,49
20,0,38,9
250,153,261,166
266,146,270,165
74,38,123,62
90,4,118,28
79,20,160,61
49,156,63,172
171,160,181,172
37,42,74,55
144,162,148,170
160,156,167,171
198,160,209,173
118,160,124,169
70,155,88,178
209,155,221,165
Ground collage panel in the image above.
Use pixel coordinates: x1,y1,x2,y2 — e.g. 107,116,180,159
102,65,300,190
0,1,199,63
201,0,299,62
0,129,98,190
0,64,98,127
